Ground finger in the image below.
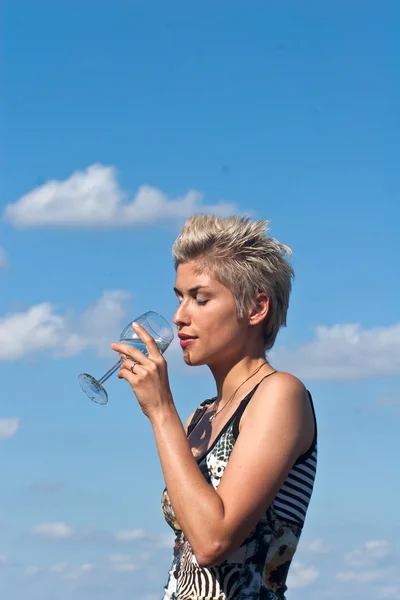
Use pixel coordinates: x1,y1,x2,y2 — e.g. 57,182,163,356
120,358,136,373
118,366,136,384
131,322,161,358
111,342,150,365
120,358,144,375
118,359,145,380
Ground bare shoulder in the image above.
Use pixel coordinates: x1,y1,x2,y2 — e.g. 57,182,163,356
241,371,314,454
257,370,308,405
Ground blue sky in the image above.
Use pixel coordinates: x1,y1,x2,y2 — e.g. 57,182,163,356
1,1,399,598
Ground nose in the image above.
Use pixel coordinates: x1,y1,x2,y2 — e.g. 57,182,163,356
173,301,191,328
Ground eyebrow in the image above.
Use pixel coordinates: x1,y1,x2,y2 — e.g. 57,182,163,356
173,285,211,295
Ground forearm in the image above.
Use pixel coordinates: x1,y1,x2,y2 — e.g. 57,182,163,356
149,403,226,563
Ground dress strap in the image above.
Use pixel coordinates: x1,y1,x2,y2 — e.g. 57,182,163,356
186,398,215,437
186,371,277,438
231,370,278,440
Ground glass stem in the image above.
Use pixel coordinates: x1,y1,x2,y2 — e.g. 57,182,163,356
98,359,123,385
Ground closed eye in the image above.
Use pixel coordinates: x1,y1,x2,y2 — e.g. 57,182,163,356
173,285,211,304
175,295,208,306
196,299,208,306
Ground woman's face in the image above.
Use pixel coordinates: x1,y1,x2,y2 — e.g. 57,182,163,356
173,262,249,367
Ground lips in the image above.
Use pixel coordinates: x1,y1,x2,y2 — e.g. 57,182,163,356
178,334,197,348
180,338,196,348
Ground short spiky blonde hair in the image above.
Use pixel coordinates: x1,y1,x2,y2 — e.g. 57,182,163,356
172,215,294,351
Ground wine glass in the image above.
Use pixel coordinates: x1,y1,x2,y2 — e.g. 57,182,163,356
78,311,174,405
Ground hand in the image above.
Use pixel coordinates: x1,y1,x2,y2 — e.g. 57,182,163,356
111,323,174,419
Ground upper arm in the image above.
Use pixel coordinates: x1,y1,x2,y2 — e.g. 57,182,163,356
214,372,314,560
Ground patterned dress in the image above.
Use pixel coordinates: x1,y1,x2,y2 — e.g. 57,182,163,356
161,376,317,600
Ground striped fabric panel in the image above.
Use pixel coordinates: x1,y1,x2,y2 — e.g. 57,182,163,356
273,447,317,526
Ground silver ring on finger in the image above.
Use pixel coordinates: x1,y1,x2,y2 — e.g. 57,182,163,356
130,361,137,374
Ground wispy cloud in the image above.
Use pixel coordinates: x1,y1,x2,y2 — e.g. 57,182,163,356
272,322,400,380
0,417,20,440
336,569,386,583
25,555,161,595
114,529,148,542
344,540,392,568
28,521,173,552
114,529,174,548
336,540,394,586
108,554,138,572
26,565,40,576
30,561,96,582
379,586,400,599
0,290,130,360
64,562,94,581
286,560,319,588
49,562,69,573
30,522,75,540
4,164,238,229
300,539,332,554
108,553,132,564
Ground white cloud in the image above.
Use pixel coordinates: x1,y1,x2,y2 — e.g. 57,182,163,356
115,529,148,542
0,303,64,360
300,539,331,554
0,554,7,564
379,586,400,599
272,322,400,380
0,417,20,439
156,532,175,548
30,522,75,540
0,248,8,270
27,561,98,583
0,290,130,360
113,529,174,548
344,540,391,567
286,560,319,588
4,164,238,229
336,569,385,583
112,562,137,572
108,554,132,564
64,563,94,580
50,562,69,573
364,540,392,559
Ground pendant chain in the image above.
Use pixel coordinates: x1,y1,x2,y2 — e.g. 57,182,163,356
209,362,269,422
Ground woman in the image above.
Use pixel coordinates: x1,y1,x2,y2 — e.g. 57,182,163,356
111,215,317,600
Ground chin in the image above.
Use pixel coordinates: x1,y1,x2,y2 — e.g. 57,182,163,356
182,350,207,367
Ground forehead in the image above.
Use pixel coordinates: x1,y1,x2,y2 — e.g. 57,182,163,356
174,262,217,289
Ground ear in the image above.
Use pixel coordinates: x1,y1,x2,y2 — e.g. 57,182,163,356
248,292,269,326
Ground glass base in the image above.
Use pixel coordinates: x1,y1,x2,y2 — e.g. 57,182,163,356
78,373,108,405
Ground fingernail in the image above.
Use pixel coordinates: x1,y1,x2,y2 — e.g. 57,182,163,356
132,322,138,328
111,343,117,348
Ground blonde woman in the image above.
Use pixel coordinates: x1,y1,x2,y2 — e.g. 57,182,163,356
112,215,317,600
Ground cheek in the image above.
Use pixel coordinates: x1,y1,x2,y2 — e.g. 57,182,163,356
203,310,242,346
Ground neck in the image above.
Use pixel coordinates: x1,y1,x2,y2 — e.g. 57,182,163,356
209,354,271,405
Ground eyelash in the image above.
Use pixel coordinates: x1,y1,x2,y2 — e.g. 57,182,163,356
176,298,208,306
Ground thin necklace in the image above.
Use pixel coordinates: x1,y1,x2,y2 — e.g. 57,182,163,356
209,362,270,422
